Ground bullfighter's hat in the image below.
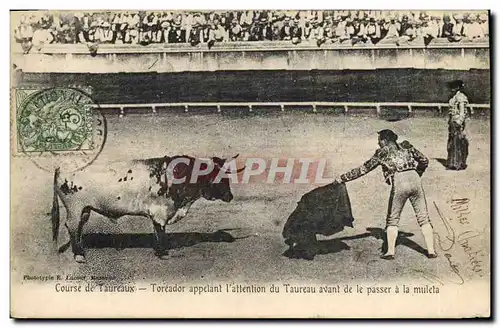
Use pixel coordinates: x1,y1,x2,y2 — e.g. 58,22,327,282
447,80,465,90
377,129,398,142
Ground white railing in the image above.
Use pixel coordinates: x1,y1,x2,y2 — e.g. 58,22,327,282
91,101,490,117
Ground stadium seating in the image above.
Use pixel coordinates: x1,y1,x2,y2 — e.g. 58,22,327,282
13,10,489,53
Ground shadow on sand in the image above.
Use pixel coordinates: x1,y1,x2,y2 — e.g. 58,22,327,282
82,229,244,251
283,227,428,260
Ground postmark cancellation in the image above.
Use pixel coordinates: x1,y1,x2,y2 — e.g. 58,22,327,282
11,86,107,172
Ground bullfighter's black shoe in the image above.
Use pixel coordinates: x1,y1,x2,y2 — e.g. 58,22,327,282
426,252,438,259
380,254,395,260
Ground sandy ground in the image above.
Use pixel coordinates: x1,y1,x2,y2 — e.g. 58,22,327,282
10,113,490,286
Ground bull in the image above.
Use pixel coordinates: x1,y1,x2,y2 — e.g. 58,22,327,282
51,154,244,263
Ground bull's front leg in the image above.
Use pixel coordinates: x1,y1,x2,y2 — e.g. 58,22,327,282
166,199,196,225
148,204,171,259
151,220,169,259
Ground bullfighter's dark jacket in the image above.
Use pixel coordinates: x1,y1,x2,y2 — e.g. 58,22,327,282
340,141,429,185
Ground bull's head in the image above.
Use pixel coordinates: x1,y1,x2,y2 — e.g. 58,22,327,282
202,154,245,203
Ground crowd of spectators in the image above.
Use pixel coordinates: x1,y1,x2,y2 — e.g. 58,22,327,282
13,10,489,53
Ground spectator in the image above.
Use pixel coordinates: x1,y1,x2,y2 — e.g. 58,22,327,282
427,15,443,39
168,22,186,43
188,22,202,46
240,11,253,29
271,20,281,41
228,11,239,26
201,23,211,43
465,14,486,41
378,17,388,39
449,13,466,42
253,10,265,22
207,12,218,26
280,17,293,40
343,18,355,44
399,15,411,36
191,12,201,26
14,16,34,53
323,18,335,42
212,20,228,43
110,13,121,43
248,18,261,41
183,12,193,44
365,17,381,44
379,16,400,44
158,13,170,43
219,12,229,31
479,13,489,37
259,18,274,41
291,19,303,44
332,17,350,44
95,21,113,43
229,18,243,41
31,15,55,50
139,12,155,44
78,13,91,43
126,12,140,44
302,19,313,40
421,16,440,45
441,15,454,40
396,20,418,45
116,12,129,44
434,15,444,38
350,17,367,45
311,20,326,47
153,12,163,43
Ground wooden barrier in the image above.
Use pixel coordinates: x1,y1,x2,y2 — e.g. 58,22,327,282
13,41,490,54
12,41,490,72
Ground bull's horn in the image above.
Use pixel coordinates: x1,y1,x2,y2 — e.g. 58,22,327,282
232,154,239,159
225,165,246,174
235,166,246,173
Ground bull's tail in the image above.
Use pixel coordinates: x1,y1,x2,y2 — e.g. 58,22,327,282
51,167,61,243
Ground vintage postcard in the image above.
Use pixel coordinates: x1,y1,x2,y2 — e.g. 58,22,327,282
10,9,491,318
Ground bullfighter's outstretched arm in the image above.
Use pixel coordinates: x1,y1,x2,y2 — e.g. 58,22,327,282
338,150,381,183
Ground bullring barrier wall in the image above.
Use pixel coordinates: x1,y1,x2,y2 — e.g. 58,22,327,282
11,41,490,73
11,42,490,118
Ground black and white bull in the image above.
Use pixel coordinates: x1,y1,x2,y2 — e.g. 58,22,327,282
51,154,244,263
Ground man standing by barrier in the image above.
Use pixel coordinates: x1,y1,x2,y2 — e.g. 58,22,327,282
333,129,437,260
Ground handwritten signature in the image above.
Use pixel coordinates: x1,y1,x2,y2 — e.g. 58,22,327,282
428,200,485,285
433,201,456,251
448,198,471,225
457,230,485,277
443,253,464,285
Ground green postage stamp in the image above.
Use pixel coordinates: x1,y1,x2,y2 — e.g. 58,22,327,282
15,87,95,153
